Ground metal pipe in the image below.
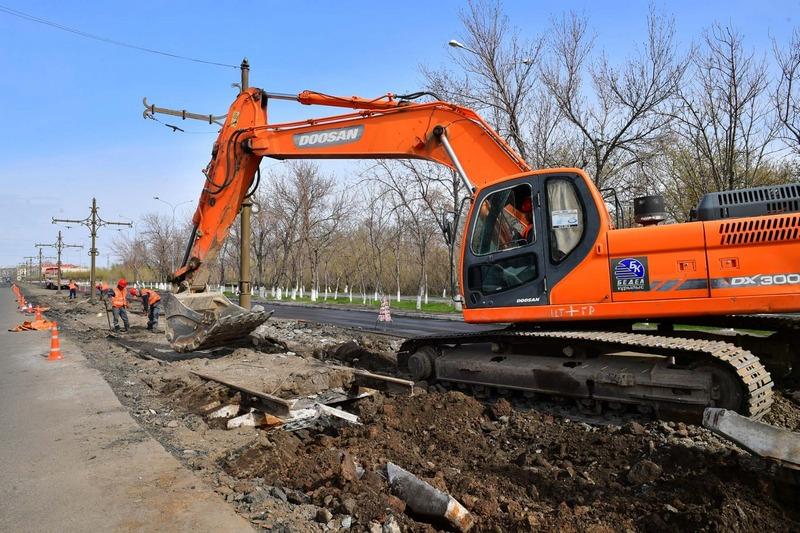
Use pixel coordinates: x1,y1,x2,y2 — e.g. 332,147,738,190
435,126,474,195
181,224,198,268
239,199,252,309
262,91,300,101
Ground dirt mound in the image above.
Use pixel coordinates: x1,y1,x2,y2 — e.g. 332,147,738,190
224,390,799,531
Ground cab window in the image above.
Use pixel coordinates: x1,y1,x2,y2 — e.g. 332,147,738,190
471,184,535,255
547,179,584,262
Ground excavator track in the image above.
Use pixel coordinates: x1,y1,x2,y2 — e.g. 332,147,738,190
648,314,800,380
399,329,774,420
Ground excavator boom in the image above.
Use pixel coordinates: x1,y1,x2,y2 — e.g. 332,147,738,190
166,88,529,351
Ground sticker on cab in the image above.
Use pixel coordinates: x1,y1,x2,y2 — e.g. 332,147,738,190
551,209,579,228
611,256,650,292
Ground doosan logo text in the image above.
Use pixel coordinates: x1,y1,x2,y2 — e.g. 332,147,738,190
293,125,364,148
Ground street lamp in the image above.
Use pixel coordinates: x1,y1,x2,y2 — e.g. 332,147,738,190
153,196,193,272
448,39,476,54
448,38,533,65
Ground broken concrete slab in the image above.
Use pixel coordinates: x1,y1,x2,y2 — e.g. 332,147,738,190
226,410,283,429
208,404,240,419
386,462,474,532
316,404,360,425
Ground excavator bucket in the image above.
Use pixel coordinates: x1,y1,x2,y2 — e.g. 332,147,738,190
163,292,272,353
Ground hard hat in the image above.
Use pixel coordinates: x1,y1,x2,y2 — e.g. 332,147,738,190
521,197,533,213
118,278,128,288
129,288,138,296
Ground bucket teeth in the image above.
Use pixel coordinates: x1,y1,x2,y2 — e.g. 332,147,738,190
163,292,271,352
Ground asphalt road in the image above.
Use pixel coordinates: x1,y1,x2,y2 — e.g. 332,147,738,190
257,301,497,338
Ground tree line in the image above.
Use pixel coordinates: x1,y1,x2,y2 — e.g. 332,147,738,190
111,1,800,306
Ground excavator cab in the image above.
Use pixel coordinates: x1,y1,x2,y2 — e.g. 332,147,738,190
462,170,601,310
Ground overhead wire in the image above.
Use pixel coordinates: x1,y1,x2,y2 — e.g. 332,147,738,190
0,3,239,69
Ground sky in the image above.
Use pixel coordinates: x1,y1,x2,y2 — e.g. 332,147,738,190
1,0,798,268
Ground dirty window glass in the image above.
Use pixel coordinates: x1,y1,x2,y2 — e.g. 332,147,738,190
547,179,584,262
471,184,535,255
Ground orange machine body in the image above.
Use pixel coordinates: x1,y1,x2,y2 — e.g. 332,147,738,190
459,169,800,325
177,87,800,327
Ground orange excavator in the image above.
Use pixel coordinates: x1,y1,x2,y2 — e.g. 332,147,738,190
158,86,800,420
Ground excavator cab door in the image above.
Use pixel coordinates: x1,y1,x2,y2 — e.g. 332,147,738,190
463,176,547,308
539,173,601,298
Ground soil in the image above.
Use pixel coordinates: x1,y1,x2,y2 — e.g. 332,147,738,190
21,286,800,532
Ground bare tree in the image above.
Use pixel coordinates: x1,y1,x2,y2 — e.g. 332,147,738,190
664,23,785,218
396,161,466,301
138,212,182,281
423,0,542,160
541,8,688,187
775,28,800,156
371,161,440,308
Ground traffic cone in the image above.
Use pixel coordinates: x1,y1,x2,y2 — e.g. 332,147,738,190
34,306,43,321
48,322,62,361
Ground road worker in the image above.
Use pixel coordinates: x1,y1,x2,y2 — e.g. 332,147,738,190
139,287,150,314
140,288,161,331
68,279,77,299
107,278,130,332
520,196,534,242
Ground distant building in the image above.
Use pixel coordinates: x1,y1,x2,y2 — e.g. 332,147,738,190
42,262,89,276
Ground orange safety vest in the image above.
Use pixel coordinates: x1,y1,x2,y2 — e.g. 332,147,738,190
111,287,127,308
143,289,161,305
68,282,77,290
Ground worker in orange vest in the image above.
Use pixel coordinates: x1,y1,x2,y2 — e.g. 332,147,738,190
140,288,162,331
107,278,130,332
68,279,77,299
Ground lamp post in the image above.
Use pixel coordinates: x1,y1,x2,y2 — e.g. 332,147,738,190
448,39,532,65
153,196,192,273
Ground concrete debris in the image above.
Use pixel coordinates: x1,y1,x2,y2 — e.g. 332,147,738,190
226,410,283,429
316,404,360,425
315,508,332,523
382,516,401,533
281,403,360,432
200,400,222,412
627,459,662,485
703,407,800,470
208,404,240,419
386,461,474,532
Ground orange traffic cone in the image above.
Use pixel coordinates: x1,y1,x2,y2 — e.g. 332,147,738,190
34,306,43,321
48,322,62,361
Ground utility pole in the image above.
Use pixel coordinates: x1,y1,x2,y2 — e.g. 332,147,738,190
239,57,252,309
36,231,83,294
33,247,55,283
53,198,131,302
23,256,36,283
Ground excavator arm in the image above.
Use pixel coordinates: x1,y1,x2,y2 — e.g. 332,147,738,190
165,87,529,352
